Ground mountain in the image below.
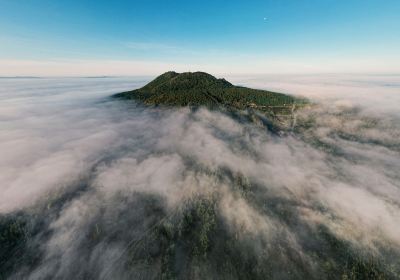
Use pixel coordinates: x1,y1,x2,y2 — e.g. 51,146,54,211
114,71,306,112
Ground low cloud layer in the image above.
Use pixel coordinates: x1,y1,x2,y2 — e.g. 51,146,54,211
1,75,400,279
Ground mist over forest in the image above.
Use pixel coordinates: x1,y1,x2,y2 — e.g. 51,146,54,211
1,75,400,279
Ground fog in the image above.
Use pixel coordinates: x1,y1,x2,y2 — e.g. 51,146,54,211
1,75,399,279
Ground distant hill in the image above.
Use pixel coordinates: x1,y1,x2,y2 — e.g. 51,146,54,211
114,71,306,111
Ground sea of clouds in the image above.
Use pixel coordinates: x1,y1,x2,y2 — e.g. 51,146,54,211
0,75,399,279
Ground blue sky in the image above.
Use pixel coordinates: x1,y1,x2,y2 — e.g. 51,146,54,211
0,0,399,76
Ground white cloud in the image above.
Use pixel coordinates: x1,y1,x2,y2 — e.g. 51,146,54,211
2,75,400,278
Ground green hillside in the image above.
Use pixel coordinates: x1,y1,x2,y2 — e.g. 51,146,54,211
114,71,306,113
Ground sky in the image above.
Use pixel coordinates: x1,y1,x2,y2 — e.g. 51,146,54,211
0,0,399,76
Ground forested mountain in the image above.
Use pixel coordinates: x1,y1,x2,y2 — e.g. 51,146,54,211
114,71,305,110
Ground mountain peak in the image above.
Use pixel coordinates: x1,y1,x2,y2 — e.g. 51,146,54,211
142,71,233,93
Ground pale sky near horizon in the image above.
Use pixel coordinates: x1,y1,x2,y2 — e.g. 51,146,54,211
0,0,399,76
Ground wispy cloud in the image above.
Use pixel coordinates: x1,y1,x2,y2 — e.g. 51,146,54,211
125,41,182,52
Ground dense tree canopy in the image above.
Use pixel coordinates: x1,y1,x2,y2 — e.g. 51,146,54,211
114,71,306,111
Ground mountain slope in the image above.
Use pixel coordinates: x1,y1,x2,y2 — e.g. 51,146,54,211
114,71,305,112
